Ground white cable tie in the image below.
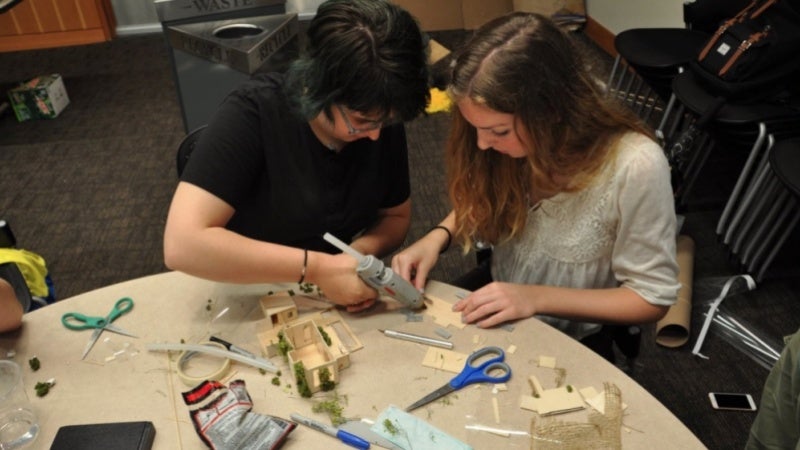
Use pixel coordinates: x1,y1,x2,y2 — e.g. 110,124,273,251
713,315,758,343
725,316,782,359
737,336,781,362
691,274,756,360
711,308,780,361
465,424,529,437
146,342,278,373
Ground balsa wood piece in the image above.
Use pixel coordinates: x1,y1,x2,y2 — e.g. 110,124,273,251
538,356,557,368
520,375,585,416
422,347,469,374
423,293,466,329
493,383,508,392
583,386,628,414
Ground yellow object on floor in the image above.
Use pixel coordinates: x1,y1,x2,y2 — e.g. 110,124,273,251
425,88,452,114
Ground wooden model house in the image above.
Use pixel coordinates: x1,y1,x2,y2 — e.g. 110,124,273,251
256,291,362,396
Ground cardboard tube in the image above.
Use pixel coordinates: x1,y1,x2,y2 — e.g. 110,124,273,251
656,235,695,348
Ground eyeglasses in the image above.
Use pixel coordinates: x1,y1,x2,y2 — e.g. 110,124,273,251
336,104,396,135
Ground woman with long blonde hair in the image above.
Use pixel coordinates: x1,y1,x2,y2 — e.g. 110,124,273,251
392,12,680,359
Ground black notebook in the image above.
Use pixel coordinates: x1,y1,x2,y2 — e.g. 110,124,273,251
49,421,155,450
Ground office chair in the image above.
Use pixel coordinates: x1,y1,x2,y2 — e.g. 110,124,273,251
0,219,35,312
176,125,207,177
0,262,33,313
0,219,15,248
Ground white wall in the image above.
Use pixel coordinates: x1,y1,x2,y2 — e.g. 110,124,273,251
586,0,686,34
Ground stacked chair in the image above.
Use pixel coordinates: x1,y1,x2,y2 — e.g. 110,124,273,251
606,0,750,125
658,71,800,209
607,1,800,282
656,70,800,282
715,132,800,282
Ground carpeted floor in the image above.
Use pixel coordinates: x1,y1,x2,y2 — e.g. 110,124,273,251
2,29,799,450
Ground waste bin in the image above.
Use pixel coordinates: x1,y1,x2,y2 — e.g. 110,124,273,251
156,0,299,133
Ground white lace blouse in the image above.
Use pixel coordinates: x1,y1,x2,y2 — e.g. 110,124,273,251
491,132,681,340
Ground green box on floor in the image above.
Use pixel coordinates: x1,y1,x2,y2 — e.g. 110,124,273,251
7,74,70,122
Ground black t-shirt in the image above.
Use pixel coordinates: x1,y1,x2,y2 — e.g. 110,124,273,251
181,73,411,252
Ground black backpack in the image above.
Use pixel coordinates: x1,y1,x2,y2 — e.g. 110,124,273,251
667,0,800,201
689,0,800,102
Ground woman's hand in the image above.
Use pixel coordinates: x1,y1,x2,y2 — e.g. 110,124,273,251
309,252,378,312
391,236,442,291
453,282,538,328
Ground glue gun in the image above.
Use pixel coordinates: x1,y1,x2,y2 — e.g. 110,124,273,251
323,232,424,309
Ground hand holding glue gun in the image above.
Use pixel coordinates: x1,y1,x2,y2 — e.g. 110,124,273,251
323,232,424,309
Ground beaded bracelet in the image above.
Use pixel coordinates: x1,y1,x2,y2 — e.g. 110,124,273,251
298,248,308,284
429,225,452,254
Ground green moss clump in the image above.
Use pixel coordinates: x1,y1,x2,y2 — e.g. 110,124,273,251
312,392,348,427
34,381,53,397
294,361,312,398
319,367,335,391
383,419,399,436
277,332,292,359
318,326,332,346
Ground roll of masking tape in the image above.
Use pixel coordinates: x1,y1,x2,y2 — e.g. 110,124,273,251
177,341,231,387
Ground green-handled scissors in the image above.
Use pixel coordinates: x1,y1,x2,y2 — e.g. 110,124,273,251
61,297,138,359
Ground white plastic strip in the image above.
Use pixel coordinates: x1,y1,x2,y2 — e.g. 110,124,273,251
147,342,278,373
465,424,529,437
691,274,756,359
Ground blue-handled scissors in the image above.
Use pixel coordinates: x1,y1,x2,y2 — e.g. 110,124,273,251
61,297,138,359
405,346,511,412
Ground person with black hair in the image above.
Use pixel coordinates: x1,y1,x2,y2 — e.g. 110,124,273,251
164,0,430,312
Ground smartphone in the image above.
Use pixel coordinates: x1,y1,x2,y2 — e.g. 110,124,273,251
708,392,757,411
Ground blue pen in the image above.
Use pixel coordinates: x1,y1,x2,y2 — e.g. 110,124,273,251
290,413,370,449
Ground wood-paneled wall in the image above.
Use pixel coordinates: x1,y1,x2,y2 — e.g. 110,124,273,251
0,0,115,53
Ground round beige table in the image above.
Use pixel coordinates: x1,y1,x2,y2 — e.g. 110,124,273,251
1,271,707,449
